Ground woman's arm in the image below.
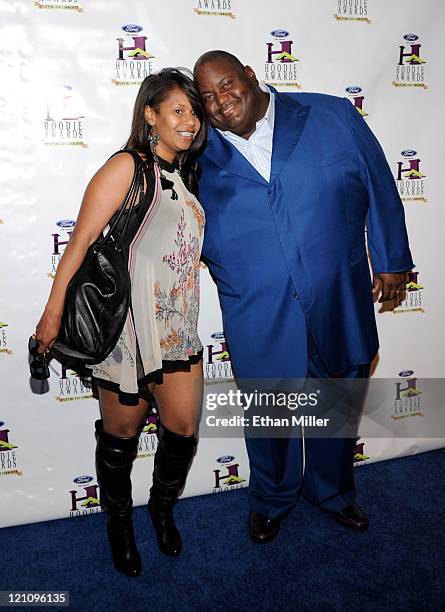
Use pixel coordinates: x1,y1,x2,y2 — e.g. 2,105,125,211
35,152,136,352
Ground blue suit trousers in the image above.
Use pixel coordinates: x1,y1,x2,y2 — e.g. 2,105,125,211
246,331,370,518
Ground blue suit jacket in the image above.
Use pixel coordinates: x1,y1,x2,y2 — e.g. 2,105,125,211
199,90,414,377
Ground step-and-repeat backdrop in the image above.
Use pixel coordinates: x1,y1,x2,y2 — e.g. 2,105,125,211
1,0,444,527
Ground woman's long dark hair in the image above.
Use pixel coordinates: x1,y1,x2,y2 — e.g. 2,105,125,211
125,68,207,196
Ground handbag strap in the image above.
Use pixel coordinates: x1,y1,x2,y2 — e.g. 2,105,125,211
94,150,145,253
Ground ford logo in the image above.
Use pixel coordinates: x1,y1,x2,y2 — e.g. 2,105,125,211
401,150,417,157
73,475,94,485
399,370,414,378
217,455,235,464
211,332,225,340
56,219,76,229
345,86,362,94
122,24,143,34
271,30,289,38
403,34,418,42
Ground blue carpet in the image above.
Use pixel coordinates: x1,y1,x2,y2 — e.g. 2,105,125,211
1,448,444,612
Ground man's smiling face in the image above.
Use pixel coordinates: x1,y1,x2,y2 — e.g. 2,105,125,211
195,57,261,139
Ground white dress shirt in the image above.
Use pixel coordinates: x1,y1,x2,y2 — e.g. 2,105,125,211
217,83,275,182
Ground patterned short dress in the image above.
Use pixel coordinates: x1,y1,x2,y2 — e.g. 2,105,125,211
90,152,205,405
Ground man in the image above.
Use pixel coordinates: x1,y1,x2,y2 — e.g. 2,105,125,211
194,51,413,542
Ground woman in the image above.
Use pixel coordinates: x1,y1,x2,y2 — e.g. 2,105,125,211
34,69,208,577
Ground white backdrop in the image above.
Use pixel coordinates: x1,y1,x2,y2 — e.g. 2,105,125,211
1,0,444,527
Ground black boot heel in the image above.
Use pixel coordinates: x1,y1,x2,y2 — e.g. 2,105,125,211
148,497,182,556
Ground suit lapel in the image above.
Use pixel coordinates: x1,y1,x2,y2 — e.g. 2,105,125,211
203,128,268,185
270,89,311,184
202,88,311,185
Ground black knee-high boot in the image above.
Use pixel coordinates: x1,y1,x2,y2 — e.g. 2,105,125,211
95,419,142,577
148,422,197,556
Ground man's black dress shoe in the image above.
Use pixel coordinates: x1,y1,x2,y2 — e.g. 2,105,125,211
249,511,281,543
329,503,369,531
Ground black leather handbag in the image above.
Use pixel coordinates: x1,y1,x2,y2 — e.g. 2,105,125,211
52,151,144,365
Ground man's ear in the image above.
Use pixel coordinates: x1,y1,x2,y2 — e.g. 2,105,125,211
244,65,258,84
144,106,156,127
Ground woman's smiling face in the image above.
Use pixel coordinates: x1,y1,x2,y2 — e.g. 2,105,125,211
145,86,201,163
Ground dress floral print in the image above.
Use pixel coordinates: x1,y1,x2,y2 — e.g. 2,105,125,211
155,202,204,360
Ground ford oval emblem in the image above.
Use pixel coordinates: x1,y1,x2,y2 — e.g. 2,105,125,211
403,34,418,42
401,150,417,157
345,86,362,94
73,475,94,485
56,219,76,229
399,370,414,378
271,30,289,38
217,455,235,464
122,24,143,34
211,332,225,340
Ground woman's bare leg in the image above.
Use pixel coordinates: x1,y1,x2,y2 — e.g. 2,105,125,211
98,384,155,436
152,361,203,435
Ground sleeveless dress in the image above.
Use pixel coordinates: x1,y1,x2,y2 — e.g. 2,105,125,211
90,152,205,405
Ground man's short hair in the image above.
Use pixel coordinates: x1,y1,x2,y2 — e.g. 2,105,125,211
194,50,245,75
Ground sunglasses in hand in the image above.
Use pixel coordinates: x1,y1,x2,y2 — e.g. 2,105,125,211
28,336,51,380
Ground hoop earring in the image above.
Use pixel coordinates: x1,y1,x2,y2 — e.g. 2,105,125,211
147,123,160,161
146,123,178,200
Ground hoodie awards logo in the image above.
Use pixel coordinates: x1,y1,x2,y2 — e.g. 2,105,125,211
264,30,301,89
69,475,101,518
0,423,22,477
394,271,424,314
193,0,235,18
393,34,427,89
33,0,84,12
393,370,423,421
212,455,246,492
55,365,92,402
205,332,233,381
353,439,370,464
137,414,158,459
49,220,75,279
112,24,155,86
42,84,86,147
333,0,371,23
395,149,427,204
345,86,368,118
0,322,12,355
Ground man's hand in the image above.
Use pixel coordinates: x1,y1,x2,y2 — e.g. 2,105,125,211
372,272,408,308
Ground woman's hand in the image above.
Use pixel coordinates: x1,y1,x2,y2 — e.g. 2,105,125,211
34,308,62,354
